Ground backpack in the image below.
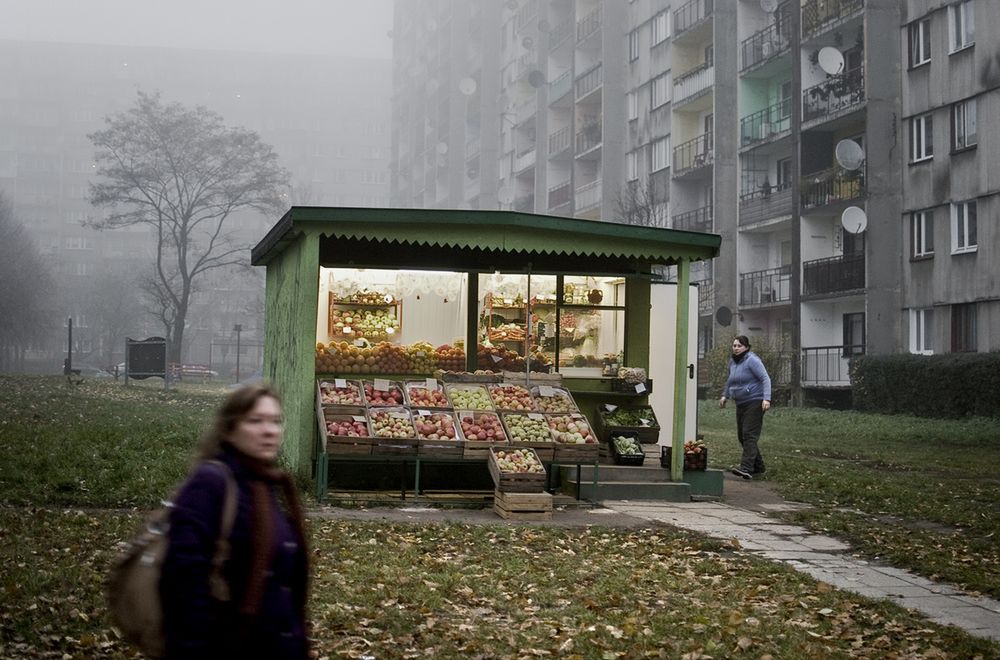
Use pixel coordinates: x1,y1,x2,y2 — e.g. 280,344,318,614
107,459,238,658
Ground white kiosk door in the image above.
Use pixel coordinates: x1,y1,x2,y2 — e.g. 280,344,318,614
648,282,699,447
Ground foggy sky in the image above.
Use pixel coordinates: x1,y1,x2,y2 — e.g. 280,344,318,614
0,0,393,59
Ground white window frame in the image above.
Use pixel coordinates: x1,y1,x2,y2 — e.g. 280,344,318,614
952,98,977,150
651,72,671,109
626,91,639,121
628,29,640,62
949,0,974,52
910,113,933,162
651,136,670,172
908,17,931,67
950,200,977,254
651,11,671,45
909,308,934,355
626,150,639,181
911,210,934,258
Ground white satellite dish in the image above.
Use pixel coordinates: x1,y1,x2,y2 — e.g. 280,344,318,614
760,0,778,12
459,77,478,96
497,187,514,205
835,139,865,170
435,141,449,155
817,47,845,75
841,206,868,234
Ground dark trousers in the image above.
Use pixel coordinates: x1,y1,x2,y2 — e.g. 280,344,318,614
735,401,765,473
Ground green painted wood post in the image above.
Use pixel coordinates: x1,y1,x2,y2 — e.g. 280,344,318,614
671,260,691,482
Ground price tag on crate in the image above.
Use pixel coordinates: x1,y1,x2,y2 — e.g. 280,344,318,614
639,418,651,427
528,413,544,420
604,403,618,412
353,339,366,347
335,378,347,388
417,409,431,416
538,386,556,397
425,378,438,390
374,378,391,392
352,415,367,422
634,383,646,394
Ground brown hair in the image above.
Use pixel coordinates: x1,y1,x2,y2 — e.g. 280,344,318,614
734,335,752,350
195,383,282,461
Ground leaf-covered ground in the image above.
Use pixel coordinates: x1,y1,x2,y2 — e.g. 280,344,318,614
2,508,998,659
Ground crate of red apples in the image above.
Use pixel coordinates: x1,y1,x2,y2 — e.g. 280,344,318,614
412,409,463,457
404,378,452,409
488,447,547,493
456,410,509,459
320,406,373,456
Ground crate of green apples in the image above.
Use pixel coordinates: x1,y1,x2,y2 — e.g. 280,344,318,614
488,447,547,493
501,412,555,462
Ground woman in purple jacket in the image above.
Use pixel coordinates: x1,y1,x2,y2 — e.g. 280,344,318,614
719,336,772,480
160,384,309,659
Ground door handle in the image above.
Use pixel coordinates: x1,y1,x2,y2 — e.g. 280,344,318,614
687,364,695,379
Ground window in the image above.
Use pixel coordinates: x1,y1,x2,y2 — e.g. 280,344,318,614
952,98,977,150
626,91,639,121
908,17,931,67
950,200,977,253
911,210,934,258
651,136,670,172
910,113,933,162
651,72,671,109
842,312,865,357
628,29,640,61
651,11,671,45
776,158,791,189
910,308,934,355
626,150,639,181
951,303,977,352
949,0,974,52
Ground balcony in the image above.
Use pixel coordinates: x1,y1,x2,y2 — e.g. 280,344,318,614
697,280,714,316
548,181,572,209
549,70,572,103
801,166,865,210
803,66,865,125
514,147,536,173
549,20,572,48
674,0,714,39
465,136,481,159
672,205,713,232
802,0,864,39
740,100,791,148
515,0,537,30
576,7,602,43
741,22,791,72
574,180,601,213
802,253,864,296
575,122,602,156
514,194,534,212
548,126,571,154
673,132,713,176
739,266,791,306
673,64,714,107
575,64,603,100
516,96,537,125
739,182,792,224
801,344,864,386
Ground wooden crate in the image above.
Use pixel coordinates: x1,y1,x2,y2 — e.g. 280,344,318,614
488,447,547,493
317,401,374,455
493,489,553,521
418,438,464,458
372,439,419,456
456,410,509,459
595,405,661,444
509,441,554,462
552,441,599,464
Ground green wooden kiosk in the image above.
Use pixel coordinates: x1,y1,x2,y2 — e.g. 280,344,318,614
251,207,720,495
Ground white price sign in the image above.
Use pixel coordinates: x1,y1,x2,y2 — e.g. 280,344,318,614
374,378,391,392
528,413,544,420
425,378,438,390
634,383,646,394
604,404,618,412
334,378,347,389
352,415,367,422
538,386,556,397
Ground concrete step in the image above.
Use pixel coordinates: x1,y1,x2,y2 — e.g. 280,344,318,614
560,477,692,502
557,464,725,501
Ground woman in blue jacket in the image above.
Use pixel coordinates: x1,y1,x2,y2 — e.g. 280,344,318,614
719,336,771,480
161,384,309,659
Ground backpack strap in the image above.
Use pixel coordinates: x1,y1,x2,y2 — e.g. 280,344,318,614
204,459,238,602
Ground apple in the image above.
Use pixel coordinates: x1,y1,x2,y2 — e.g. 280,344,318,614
494,448,545,474
325,418,371,437
546,414,596,444
406,384,450,408
503,413,552,444
447,385,494,410
458,412,506,442
319,380,363,405
364,381,405,406
413,412,458,441
488,384,536,411
370,409,416,438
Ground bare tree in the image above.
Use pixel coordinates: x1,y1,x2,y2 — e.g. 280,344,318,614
0,193,57,372
88,91,289,362
615,178,669,228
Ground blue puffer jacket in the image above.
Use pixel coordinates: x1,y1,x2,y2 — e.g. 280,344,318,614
160,448,308,660
722,351,772,406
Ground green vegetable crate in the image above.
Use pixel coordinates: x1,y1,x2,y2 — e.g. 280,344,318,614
609,432,645,466
596,405,661,444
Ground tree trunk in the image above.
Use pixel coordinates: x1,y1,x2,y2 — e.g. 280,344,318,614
169,313,186,364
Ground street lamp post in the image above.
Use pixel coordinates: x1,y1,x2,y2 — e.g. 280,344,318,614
233,324,242,383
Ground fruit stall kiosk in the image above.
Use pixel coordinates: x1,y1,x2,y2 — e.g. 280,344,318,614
250,207,720,498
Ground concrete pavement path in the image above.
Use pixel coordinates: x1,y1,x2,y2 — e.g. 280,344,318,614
603,497,1000,642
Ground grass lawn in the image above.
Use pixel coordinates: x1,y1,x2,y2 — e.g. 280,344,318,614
1,376,999,657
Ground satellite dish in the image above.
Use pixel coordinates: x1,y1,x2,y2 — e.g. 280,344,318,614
841,206,868,234
497,187,514,205
459,77,478,96
522,36,535,49
835,139,865,170
716,306,733,327
527,70,546,88
538,19,551,33
760,0,778,11
435,142,449,155
817,47,845,75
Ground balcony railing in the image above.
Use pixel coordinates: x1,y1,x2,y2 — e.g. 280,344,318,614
741,21,791,71
514,0,537,30
548,181,572,209
575,122,602,154
514,194,534,212
549,70,572,101
516,96,537,124
802,0,864,38
549,20,572,47
574,180,601,212
575,64,603,99
740,100,791,147
675,0,714,37
801,165,865,210
803,66,865,124
697,280,714,316
672,205,713,232
673,64,714,106
802,253,864,296
576,7,602,42
801,344,864,386
548,126,571,154
465,136,481,158
739,266,791,306
739,182,792,224
673,132,713,175
514,148,536,172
